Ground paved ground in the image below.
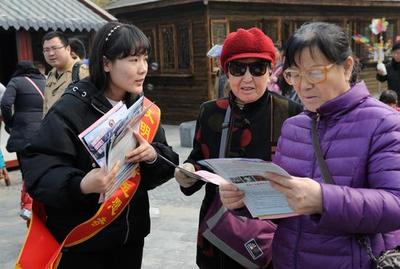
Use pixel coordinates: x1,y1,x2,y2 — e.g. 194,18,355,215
0,125,203,269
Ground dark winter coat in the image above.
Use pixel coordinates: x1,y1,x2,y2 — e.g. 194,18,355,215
273,82,400,268
1,73,45,152
22,78,178,252
377,59,400,100
181,90,302,268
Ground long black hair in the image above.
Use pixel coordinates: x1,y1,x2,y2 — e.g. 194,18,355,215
89,22,151,92
12,61,42,78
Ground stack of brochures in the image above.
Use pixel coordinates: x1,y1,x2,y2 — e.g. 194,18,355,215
197,158,298,219
78,96,152,201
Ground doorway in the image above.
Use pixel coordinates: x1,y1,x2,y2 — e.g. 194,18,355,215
0,29,17,85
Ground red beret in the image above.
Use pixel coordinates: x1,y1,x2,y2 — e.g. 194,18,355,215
220,27,276,73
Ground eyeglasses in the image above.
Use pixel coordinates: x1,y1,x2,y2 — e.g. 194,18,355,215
283,64,335,85
228,61,269,77
43,45,65,54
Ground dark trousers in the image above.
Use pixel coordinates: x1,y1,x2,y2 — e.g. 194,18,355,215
58,237,145,269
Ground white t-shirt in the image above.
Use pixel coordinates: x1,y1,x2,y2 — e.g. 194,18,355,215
0,82,5,101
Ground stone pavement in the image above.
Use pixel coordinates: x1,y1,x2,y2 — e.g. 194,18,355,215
0,125,203,269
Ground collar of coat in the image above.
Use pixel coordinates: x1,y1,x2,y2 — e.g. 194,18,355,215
306,81,369,119
62,77,142,115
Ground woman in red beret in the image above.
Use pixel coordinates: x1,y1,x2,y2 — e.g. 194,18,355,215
175,27,302,269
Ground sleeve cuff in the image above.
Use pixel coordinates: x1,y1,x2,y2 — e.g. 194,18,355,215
145,155,158,164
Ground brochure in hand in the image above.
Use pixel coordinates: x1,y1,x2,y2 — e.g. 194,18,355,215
79,96,154,201
197,158,298,220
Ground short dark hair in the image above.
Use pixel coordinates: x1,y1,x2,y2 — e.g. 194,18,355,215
284,22,352,69
392,42,400,52
89,22,151,92
69,37,86,59
42,31,69,47
379,90,398,105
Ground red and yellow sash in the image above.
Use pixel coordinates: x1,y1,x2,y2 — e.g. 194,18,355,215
16,98,160,269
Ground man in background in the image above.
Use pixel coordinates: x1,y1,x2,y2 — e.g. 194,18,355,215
42,31,88,115
377,42,400,103
69,37,88,64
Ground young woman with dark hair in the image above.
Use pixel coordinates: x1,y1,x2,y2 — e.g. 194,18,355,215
21,22,178,268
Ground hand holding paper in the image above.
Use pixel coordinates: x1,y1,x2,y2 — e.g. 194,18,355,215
80,161,120,194
174,163,198,188
219,183,245,210
125,131,157,163
198,158,299,219
266,172,323,215
79,95,160,202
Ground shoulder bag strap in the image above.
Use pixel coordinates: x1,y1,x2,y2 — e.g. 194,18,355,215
25,76,44,100
311,117,378,262
311,117,333,184
219,105,231,158
71,62,82,83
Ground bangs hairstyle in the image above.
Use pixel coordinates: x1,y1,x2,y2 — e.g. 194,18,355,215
283,22,352,69
89,22,151,91
42,31,69,46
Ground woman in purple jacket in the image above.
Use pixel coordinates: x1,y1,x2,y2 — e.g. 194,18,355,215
220,22,400,268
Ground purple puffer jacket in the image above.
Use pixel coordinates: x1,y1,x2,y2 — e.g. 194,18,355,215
273,82,400,269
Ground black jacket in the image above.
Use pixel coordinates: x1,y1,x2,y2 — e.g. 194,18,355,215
22,78,178,252
1,73,45,152
377,59,400,97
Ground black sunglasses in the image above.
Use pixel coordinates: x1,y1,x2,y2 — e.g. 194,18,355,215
228,61,269,77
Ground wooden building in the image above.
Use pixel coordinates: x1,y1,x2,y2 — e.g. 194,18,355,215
0,0,115,168
107,0,400,124
0,0,116,85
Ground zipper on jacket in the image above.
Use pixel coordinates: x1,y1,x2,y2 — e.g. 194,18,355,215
293,219,303,269
92,100,134,244
293,113,320,268
123,204,130,244
311,113,321,181
91,102,106,115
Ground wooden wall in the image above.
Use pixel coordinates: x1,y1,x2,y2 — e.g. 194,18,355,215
116,3,210,124
359,63,386,98
110,1,400,124
207,2,400,99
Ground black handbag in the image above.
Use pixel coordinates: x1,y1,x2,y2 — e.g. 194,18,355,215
311,118,400,269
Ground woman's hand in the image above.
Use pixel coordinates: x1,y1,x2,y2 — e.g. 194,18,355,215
175,163,197,188
267,172,323,215
0,167,7,178
219,183,245,210
125,131,157,163
80,161,120,194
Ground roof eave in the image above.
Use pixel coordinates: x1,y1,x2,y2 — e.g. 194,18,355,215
107,0,204,13
209,0,400,7
107,0,400,12
78,0,118,21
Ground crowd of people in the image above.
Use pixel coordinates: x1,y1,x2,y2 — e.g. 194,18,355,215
0,19,400,269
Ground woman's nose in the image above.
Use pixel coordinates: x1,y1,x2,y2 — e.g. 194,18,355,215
298,76,312,90
138,60,148,73
242,68,253,81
